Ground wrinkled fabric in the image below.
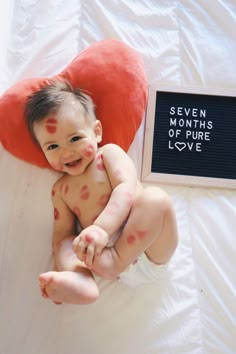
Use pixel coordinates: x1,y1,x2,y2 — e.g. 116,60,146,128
0,1,235,354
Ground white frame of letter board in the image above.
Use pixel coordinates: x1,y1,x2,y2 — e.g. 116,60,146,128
141,85,236,190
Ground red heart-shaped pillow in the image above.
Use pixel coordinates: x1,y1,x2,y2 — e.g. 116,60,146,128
0,39,148,168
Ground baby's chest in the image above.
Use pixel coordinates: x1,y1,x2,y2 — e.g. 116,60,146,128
64,174,112,227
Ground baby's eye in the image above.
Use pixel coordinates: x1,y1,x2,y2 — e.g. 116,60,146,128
47,144,58,150
70,136,81,143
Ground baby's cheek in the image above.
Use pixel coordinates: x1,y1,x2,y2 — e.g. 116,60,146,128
82,144,95,158
49,162,63,171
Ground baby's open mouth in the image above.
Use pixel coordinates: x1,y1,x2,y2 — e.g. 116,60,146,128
65,159,82,167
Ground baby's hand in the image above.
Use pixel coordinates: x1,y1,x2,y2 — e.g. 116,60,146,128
73,225,109,268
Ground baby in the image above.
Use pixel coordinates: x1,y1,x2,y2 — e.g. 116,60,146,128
25,80,178,304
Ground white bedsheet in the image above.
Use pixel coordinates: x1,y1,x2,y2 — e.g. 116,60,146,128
0,1,235,354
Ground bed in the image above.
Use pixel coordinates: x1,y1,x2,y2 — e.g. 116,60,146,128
0,1,235,353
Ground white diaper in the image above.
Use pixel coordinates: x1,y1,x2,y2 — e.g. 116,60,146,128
118,253,169,288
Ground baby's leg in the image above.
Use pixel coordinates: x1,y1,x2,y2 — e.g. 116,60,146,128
39,236,99,304
92,187,178,279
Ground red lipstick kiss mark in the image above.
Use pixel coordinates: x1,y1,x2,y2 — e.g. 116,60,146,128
83,144,94,158
45,117,58,134
114,169,123,178
54,208,60,220
46,117,57,124
105,201,120,215
123,191,133,208
98,193,110,206
126,199,133,208
73,207,81,219
127,234,136,245
46,125,57,134
80,185,90,200
136,230,146,240
85,235,94,244
60,184,69,195
96,154,105,171
52,189,55,197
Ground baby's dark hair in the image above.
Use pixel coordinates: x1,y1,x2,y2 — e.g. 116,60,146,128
24,80,96,143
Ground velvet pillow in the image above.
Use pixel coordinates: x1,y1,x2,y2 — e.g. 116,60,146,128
0,39,148,168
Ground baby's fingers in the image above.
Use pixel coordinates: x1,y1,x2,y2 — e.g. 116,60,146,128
95,244,104,257
85,244,95,268
73,238,86,261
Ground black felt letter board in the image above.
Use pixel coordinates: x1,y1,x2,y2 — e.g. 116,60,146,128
151,91,236,180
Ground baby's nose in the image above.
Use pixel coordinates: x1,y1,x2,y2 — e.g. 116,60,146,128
60,147,75,162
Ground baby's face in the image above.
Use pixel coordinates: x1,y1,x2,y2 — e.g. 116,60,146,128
34,109,102,175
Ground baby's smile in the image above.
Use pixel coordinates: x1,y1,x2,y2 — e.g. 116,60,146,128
65,158,82,168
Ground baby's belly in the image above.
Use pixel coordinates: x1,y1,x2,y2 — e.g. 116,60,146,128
68,181,112,229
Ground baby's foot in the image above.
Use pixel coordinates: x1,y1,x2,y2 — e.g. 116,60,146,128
39,270,99,305
91,247,122,280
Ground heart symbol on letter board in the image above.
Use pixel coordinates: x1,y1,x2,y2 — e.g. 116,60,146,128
0,39,148,168
175,142,186,151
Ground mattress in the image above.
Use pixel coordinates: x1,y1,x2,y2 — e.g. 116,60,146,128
0,1,235,354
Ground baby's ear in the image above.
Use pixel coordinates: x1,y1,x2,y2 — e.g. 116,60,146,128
94,120,102,143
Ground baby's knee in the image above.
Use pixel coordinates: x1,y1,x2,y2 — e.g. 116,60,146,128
138,186,173,214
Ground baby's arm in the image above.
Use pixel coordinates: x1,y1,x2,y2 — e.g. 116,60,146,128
51,181,79,272
94,144,138,233
73,144,138,266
